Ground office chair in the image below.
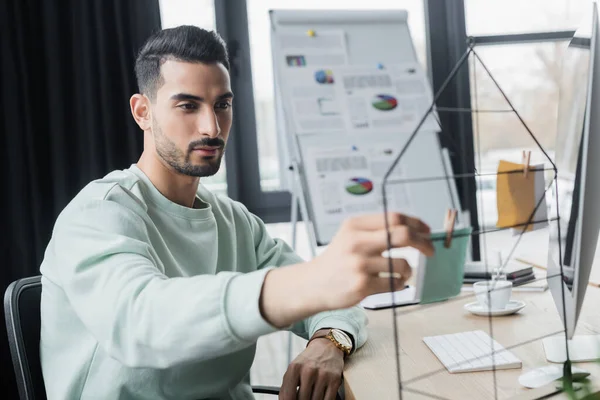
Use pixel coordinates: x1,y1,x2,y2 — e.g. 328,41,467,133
4,276,46,400
4,275,283,399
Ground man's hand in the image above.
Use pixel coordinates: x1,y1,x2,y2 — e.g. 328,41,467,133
280,335,344,400
260,212,434,328
307,212,433,310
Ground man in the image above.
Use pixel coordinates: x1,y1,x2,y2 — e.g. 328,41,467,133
39,26,433,399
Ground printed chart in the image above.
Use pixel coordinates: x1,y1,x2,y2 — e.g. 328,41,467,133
345,177,374,195
371,94,398,111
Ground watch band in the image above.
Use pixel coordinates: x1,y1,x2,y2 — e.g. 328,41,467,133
345,330,356,353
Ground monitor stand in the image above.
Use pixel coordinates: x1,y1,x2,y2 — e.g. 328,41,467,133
519,360,591,389
543,335,600,362
519,336,599,389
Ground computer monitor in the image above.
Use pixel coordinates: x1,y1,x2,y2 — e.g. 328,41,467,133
544,2,600,362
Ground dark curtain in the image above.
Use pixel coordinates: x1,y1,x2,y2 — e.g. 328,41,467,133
0,0,161,394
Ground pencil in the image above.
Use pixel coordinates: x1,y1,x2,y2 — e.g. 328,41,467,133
515,257,546,270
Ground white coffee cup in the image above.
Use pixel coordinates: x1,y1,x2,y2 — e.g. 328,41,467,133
473,280,513,310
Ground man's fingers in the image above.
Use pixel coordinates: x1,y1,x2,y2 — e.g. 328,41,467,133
280,365,300,400
363,258,411,294
365,257,413,281
352,225,434,257
389,225,434,257
310,378,327,400
345,212,430,233
369,276,408,294
324,385,340,400
388,213,431,234
297,368,316,400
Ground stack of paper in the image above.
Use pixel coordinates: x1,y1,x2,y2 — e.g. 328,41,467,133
463,260,534,284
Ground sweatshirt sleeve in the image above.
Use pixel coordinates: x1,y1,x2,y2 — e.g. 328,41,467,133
44,199,279,369
246,209,369,349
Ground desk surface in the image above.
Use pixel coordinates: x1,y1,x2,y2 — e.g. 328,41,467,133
344,285,600,400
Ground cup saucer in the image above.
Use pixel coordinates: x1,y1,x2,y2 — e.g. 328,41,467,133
464,300,526,316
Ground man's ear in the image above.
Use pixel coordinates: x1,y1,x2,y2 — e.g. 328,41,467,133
130,94,152,131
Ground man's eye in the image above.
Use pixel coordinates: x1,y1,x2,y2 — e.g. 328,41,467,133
215,102,232,110
178,103,198,111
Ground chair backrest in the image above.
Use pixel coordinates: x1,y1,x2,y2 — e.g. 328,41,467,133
4,275,46,400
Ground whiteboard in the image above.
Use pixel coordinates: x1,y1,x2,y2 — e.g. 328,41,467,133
270,9,461,245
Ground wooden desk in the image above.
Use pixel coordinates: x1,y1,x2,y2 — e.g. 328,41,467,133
344,286,600,399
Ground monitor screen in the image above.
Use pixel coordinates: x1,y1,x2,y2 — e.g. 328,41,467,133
548,31,591,293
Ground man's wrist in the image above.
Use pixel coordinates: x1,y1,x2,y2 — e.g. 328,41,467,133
309,335,346,358
310,328,332,341
308,328,354,358
313,328,355,352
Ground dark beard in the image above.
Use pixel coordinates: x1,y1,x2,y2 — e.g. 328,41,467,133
161,148,223,177
153,124,225,177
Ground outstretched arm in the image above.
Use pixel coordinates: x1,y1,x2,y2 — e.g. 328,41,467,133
45,200,281,368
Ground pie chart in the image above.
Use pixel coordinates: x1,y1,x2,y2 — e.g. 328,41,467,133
372,94,398,111
315,69,334,84
345,177,374,195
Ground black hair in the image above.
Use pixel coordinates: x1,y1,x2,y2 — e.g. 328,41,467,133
135,25,230,100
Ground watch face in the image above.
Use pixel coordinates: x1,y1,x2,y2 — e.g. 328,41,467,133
331,330,352,347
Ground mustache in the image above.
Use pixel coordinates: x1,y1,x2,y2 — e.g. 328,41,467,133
188,138,225,152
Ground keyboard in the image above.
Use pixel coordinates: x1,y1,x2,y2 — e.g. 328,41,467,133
423,330,522,373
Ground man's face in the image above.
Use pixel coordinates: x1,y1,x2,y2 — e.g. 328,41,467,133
149,60,233,177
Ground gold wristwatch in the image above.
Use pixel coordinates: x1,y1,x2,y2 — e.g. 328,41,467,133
309,328,353,357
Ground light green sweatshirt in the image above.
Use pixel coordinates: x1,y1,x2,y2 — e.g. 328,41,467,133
39,165,368,400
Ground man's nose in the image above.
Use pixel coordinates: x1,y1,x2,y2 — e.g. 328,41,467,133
199,109,221,138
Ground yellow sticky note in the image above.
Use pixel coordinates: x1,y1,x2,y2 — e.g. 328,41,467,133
496,160,535,231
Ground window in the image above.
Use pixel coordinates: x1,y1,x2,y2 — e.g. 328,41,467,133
471,41,568,233
462,1,590,262
159,0,215,29
465,0,589,36
471,42,566,167
158,0,228,197
245,0,427,192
